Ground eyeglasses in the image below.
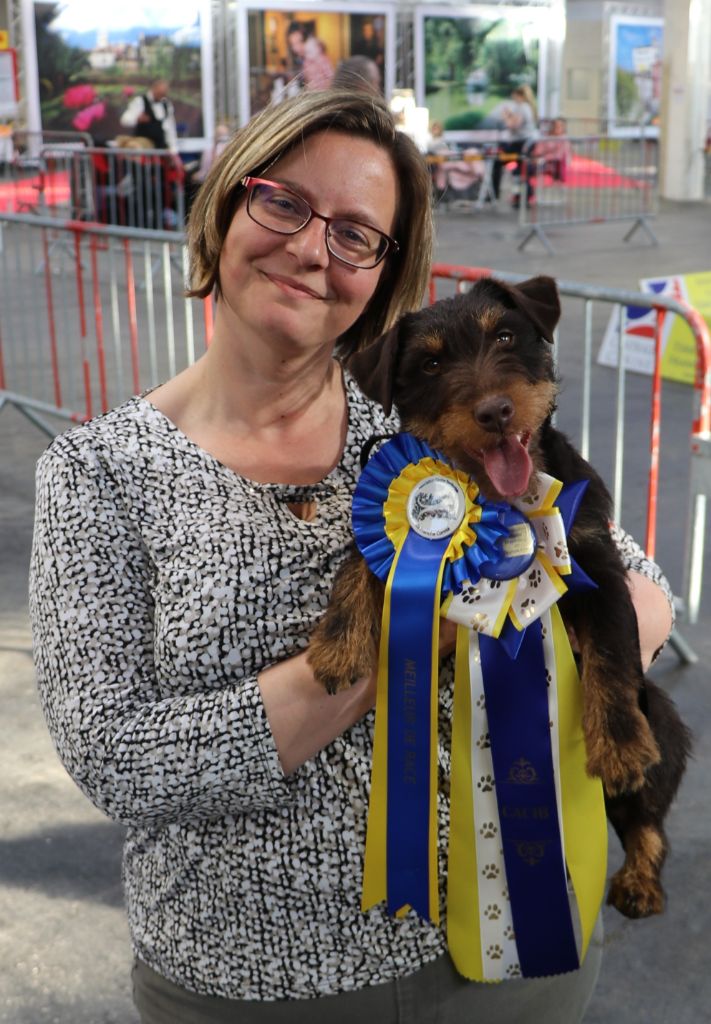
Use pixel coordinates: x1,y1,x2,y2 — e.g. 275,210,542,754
240,176,399,269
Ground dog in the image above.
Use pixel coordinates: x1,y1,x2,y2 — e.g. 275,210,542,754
309,274,691,919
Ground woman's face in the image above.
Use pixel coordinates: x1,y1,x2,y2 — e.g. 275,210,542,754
217,130,398,358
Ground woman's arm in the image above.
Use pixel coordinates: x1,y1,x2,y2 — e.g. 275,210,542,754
627,569,674,671
30,447,331,829
613,523,674,670
258,655,375,776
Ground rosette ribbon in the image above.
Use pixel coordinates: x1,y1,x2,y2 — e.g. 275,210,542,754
354,433,608,981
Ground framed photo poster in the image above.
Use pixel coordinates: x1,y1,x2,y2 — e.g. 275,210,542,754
414,4,553,132
24,0,212,146
607,15,663,137
237,1,396,124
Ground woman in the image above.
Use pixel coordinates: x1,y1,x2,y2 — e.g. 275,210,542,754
492,84,538,204
30,91,673,1023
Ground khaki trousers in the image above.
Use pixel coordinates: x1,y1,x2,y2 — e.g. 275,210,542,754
132,916,602,1024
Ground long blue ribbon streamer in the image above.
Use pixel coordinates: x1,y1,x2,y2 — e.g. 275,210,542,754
480,621,580,977
386,529,449,918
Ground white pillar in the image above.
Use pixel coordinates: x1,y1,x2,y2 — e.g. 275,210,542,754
660,0,711,200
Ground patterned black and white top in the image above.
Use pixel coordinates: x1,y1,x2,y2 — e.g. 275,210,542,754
29,371,673,1001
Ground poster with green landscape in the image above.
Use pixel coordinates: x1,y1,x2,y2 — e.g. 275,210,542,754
416,5,547,131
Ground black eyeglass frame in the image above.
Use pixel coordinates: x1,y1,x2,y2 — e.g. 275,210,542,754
240,176,400,269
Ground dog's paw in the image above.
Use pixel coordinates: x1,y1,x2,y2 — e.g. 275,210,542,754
585,707,661,795
607,867,665,919
308,625,375,695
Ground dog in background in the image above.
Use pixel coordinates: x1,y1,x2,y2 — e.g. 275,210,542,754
308,275,691,919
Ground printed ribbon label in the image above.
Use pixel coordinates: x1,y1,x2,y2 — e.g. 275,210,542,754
355,433,607,980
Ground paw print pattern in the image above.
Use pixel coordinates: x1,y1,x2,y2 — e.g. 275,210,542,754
541,521,550,540
519,597,537,620
527,567,542,588
484,903,501,920
461,583,482,605
479,821,498,838
554,542,569,560
488,579,503,591
477,774,495,793
476,694,486,709
487,944,504,960
482,863,500,880
470,611,490,633
541,624,548,639
546,669,552,687
506,964,522,978
504,925,516,941
476,731,491,750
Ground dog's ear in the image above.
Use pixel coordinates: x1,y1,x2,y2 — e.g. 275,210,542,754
346,323,403,416
507,275,561,344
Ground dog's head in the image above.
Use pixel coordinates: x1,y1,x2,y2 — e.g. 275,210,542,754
348,275,560,500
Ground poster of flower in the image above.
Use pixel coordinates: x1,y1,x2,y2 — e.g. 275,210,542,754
607,15,663,137
414,5,552,131
29,0,210,144
237,1,395,124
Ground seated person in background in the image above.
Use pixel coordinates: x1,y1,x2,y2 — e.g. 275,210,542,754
426,122,483,205
530,117,572,183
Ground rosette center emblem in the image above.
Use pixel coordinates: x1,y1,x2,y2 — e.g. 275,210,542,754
406,476,466,540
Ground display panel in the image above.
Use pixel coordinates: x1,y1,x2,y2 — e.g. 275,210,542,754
28,0,211,144
607,15,663,138
238,2,395,123
414,5,552,131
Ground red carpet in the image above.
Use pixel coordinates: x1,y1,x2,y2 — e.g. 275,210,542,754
0,171,71,213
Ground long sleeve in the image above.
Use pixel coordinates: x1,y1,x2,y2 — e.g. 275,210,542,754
30,448,295,830
119,94,144,129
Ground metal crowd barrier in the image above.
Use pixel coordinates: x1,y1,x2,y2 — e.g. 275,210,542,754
515,134,659,254
0,212,210,434
1,221,709,636
430,263,711,645
1,142,186,230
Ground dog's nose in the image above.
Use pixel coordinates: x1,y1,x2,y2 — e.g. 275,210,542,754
475,395,514,432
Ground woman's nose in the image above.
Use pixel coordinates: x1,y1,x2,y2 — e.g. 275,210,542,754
284,217,331,268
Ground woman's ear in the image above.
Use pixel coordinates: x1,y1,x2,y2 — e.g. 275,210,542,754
346,323,403,416
508,275,561,343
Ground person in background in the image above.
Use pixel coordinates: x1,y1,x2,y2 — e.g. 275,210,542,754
426,121,484,205
331,55,381,94
30,90,674,1024
531,116,573,183
184,123,232,216
492,83,538,204
120,78,179,155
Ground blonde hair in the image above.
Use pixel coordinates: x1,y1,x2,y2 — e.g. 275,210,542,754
186,90,433,354
512,83,538,121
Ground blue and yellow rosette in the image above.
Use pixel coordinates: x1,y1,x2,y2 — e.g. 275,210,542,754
355,433,607,981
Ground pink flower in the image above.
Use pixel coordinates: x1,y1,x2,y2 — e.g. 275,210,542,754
122,85,135,97
63,84,97,109
72,101,107,132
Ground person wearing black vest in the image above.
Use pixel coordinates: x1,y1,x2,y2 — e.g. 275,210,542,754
120,79,178,153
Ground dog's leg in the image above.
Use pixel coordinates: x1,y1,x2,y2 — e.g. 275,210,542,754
563,566,661,796
605,679,691,917
308,553,384,694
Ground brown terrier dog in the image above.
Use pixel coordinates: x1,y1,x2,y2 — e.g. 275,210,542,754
309,274,690,918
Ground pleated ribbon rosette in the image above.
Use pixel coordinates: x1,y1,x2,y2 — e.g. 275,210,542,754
353,433,607,981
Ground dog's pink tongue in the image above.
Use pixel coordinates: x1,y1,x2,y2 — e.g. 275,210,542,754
482,436,533,497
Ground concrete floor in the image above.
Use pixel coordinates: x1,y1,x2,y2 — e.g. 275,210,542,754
1,199,710,1022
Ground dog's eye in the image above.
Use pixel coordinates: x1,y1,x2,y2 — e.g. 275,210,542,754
497,330,515,346
422,356,441,374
